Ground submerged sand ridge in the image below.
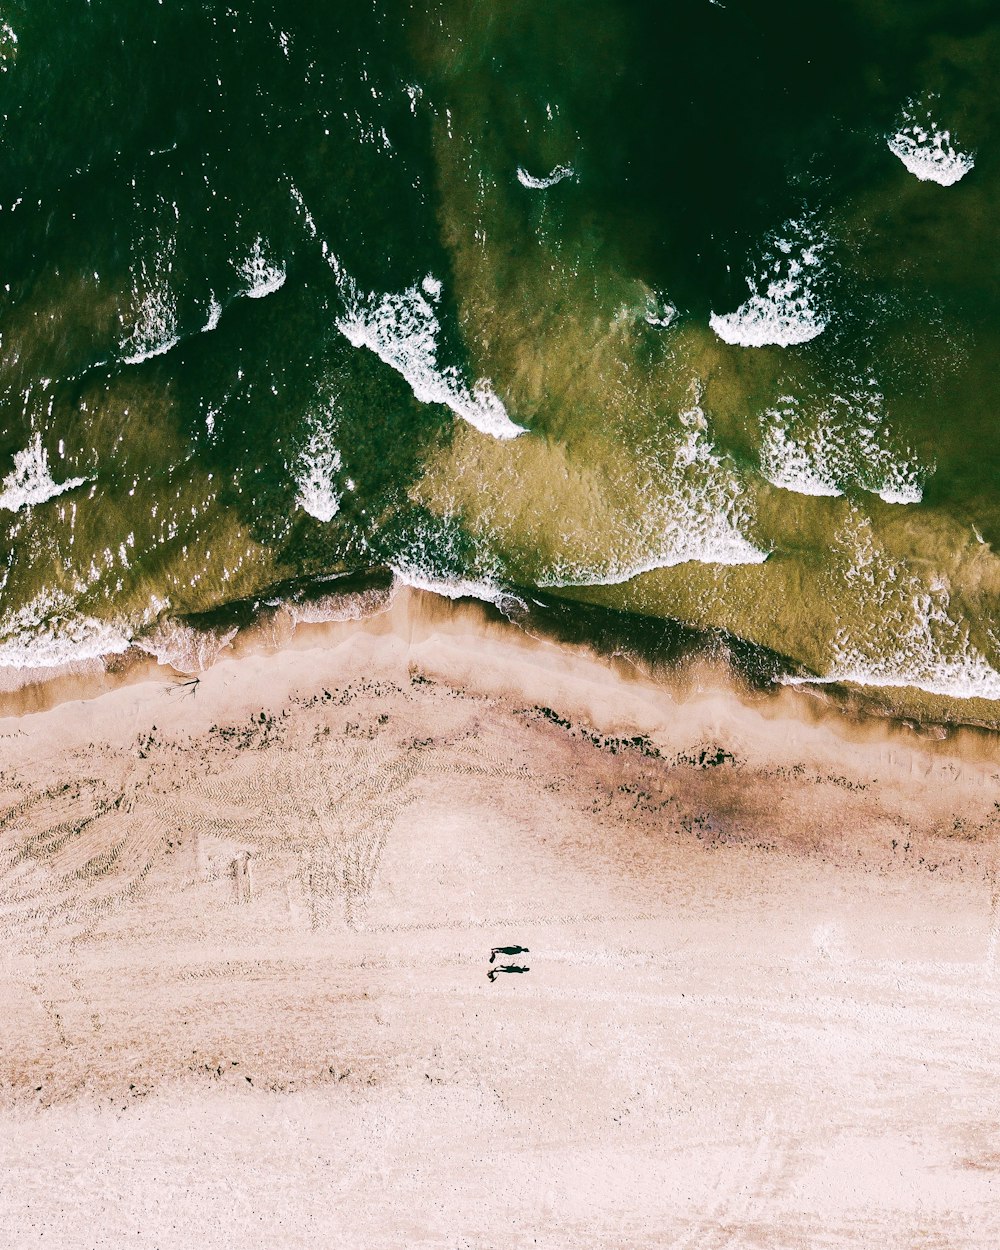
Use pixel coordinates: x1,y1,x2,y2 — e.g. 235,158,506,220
1,592,1000,1247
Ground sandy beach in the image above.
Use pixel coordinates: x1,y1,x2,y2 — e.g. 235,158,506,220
1,587,999,1248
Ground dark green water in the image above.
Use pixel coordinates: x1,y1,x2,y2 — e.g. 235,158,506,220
0,0,997,718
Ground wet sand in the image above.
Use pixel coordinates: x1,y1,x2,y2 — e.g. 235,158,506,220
1,588,999,1248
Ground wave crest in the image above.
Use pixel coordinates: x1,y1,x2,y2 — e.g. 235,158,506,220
710,214,830,348
888,97,974,187
329,258,526,441
0,435,89,512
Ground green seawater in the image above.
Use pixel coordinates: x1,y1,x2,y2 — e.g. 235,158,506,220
0,0,997,720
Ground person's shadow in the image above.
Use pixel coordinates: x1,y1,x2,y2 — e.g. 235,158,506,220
490,945,529,964
487,964,529,983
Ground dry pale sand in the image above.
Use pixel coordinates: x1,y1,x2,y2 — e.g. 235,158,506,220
1,589,999,1248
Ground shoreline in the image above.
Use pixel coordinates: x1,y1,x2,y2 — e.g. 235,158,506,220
3,578,1000,753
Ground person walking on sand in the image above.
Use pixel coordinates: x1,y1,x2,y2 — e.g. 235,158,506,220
490,945,529,963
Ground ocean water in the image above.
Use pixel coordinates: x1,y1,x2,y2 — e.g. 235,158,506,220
0,0,997,721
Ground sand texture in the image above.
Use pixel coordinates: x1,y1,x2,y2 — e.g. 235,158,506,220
1,591,999,1248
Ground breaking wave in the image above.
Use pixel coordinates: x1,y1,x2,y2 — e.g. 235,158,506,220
121,267,180,365
385,513,526,615
538,392,768,587
203,294,223,332
760,413,842,498
516,164,575,189
390,564,526,615
294,405,343,523
759,377,927,504
0,434,89,512
0,20,17,71
0,588,131,670
888,96,975,187
787,514,1000,700
283,583,396,626
329,259,526,440
643,292,679,329
237,237,287,299
710,214,830,347
135,618,237,673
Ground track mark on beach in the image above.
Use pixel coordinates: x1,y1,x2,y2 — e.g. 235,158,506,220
985,870,1000,976
668,1110,793,1250
0,772,178,943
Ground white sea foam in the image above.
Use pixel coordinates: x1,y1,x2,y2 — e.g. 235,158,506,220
760,413,842,498
873,478,923,506
122,279,180,364
888,97,974,187
538,393,767,588
237,237,286,299
386,514,526,616
405,84,423,116
643,293,679,329
710,215,829,347
786,516,1000,701
759,380,926,504
117,219,187,364
786,611,1000,701
391,564,526,616
284,584,396,627
330,259,526,440
0,588,130,669
135,618,237,673
537,536,765,589
294,409,342,523
0,434,89,512
516,164,575,189
203,294,222,332
0,20,17,71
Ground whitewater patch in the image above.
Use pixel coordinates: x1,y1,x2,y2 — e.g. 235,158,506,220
237,237,286,299
136,618,237,674
330,260,526,440
390,564,526,616
537,536,766,589
385,513,526,616
203,294,222,333
284,584,396,627
116,221,186,365
758,380,927,504
537,394,767,588
0,434,89,512
786,516,1000,701
516,164,575,189
643,292,679,329
0,587,130,670
294,409,343,523
0,20,17,71
121,235,282,366
710,214,830,347
785,605,1000,701
760,413,842,498
122,279,180,365
888,97,974,187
